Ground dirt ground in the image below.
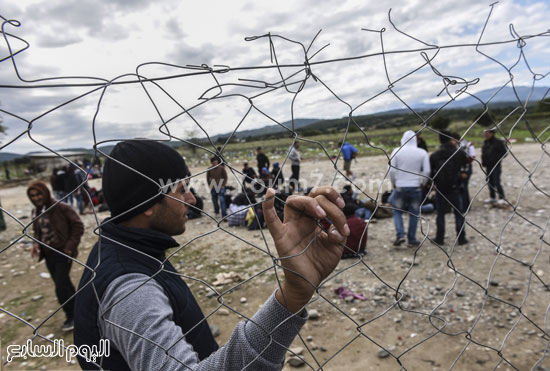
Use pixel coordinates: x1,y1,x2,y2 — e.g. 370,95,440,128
1,143,549,370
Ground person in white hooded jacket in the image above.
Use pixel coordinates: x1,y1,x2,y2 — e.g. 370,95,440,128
389,131,431,247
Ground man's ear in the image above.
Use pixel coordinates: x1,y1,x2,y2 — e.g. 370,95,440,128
143,203,156,217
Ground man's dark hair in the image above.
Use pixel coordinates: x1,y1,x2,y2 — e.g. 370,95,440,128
439,130,453,144
343,203,358,217
257,147,262,151
210,156,219,163
343,184,352,192
451,132,460,141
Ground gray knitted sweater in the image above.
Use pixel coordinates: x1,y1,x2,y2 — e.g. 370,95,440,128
98,273,307,370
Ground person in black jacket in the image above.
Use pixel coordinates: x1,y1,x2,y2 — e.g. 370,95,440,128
63,164,79,207
74,140,349,370
241,162,257,190
430,131,469,246
481,128,507,204
256,147,270,175
271,162,284,189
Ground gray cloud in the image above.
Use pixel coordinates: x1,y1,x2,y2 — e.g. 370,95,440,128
35,32,82,48
165,41,218,66
1,0,548,155
165,17,187,41
20,0,154,46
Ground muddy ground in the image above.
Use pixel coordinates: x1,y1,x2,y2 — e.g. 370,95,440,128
1,143,549,370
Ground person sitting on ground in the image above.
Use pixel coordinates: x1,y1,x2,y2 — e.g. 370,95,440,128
241,162,257,190
341,184,372,220
74,140,349,370
341,203,367,259
227,203,250,227
274,189,291,222
187,188,204,220
227,192,255,227
271,162,284,189
258,167,273,195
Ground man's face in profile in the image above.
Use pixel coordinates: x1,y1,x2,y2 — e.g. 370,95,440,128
150,180,195,236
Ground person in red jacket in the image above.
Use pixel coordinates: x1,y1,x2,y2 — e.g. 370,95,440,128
341,203,367,259
27,181,84,331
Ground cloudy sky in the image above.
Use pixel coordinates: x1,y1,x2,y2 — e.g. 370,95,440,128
0,0,548,154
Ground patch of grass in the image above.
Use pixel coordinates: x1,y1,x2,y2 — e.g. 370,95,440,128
177,115,550,168
0,295,43,345
0,317,23,344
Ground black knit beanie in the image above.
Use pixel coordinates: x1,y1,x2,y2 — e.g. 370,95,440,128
102,140,190,223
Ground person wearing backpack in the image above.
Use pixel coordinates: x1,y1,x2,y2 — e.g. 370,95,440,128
429,131,469,246
338,141,358,179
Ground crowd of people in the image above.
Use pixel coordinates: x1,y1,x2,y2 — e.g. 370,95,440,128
388,127,507,248
16,129,509,369
201,129,507,257
49,158,106,215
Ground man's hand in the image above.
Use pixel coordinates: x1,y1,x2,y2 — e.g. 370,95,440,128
263,187,349,313
31,243,40,259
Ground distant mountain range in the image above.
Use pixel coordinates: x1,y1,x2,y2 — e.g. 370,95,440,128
0,152,24,163
208,118,321,141
413,86,549,110
1,86,547,162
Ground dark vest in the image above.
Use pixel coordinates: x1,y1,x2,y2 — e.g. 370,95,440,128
74,221,218,370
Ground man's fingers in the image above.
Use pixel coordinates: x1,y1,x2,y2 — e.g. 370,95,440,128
315,195,350,237
285,194,328,221
262,188,284,240
308,186,345,208
327,224,347,244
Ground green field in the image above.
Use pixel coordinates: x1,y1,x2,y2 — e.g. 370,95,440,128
1,109,548,181
177,113,550,167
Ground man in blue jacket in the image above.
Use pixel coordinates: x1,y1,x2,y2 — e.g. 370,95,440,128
74,140,349,370
338,141,358,178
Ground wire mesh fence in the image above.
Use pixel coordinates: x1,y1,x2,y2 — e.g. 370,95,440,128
0,3,550,370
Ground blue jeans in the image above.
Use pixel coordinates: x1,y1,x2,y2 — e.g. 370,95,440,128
210,188,227,217
355,207,372,220
392,187,422,243
487,163,505,200
76,193,83,214
66,193,74,207
421,203,435,214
